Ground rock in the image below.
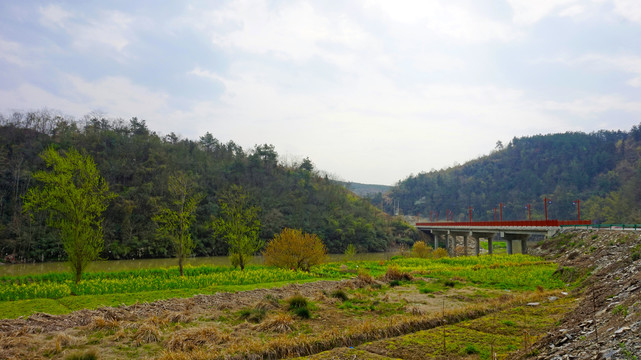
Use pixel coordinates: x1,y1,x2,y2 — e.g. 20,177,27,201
561,291,569,296
601,348,618,359
614,326,630,335
527,302,540,306
549,296,559,301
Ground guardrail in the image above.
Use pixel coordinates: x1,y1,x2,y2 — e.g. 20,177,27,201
564,224,641,230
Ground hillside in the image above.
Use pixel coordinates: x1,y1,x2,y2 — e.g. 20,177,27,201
0,112,420,262
386,126,641,223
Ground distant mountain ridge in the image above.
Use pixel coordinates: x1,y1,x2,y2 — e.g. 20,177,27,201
384,125,641,224
336,181,391,197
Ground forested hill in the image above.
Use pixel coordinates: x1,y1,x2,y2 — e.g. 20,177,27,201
0,112,418,262
382,125,641,223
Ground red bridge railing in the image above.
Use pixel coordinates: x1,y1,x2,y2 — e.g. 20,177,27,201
416,220,592,227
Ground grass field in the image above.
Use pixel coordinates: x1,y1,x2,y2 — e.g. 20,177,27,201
0,254,578,360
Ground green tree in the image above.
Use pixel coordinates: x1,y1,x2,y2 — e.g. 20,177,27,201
344,243,357,261
23,146,114,283
153,172,203,276
213,185,262,270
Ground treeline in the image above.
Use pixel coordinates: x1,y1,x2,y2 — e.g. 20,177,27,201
0,111,419,262
380,126,641,224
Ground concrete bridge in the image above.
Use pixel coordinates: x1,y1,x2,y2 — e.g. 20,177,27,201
415,220,592,256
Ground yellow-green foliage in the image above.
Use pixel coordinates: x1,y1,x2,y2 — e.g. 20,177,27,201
263,228,328,271
0,266,316,301
432,248,448,258
411,241,432,258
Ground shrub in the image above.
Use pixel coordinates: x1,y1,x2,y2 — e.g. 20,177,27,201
238,307,267,323
293,306,311,319
432,248,448,259
444,280,457,288
463,344,480,355
330,289,349,301
263,228,327,271
411,241,432,258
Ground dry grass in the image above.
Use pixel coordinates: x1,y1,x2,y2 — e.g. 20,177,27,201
155,291,561,360
163,311,192,324
52,332,84,353
256,312,296,333
89,316,120,330
356,272,375,286
133,323,162,345
165,326,229,351
382,266,413,282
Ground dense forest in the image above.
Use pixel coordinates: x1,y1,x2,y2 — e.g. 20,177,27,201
0,111,419,263
378,125,641,224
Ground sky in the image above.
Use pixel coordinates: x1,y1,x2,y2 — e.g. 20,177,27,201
1,1,640,185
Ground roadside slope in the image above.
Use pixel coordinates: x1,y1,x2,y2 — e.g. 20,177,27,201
518,230,641,359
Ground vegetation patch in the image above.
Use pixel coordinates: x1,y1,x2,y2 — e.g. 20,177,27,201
0,255,579,360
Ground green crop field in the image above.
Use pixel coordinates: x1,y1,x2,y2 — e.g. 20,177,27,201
0,254,571,319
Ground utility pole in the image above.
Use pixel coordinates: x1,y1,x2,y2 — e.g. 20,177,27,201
573,199,581,221
544,197,551,221
499,203,504,222
468,206,473,223
525,204,531,221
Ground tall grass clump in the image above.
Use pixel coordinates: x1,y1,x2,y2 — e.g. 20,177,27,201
287,294,311,319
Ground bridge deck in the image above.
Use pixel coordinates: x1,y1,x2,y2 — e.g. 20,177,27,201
416,220,592,229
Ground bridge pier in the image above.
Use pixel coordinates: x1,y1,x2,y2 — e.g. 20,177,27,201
475,237,480,256
463,233,469,256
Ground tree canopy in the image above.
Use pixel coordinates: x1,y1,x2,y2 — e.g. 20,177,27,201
213,185,262,270
22,146,114,282
153,172,203,276
0,111,418,262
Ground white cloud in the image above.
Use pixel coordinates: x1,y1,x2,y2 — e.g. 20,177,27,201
71,11,134,54
38,4,73,29
39,5,134,56
506,0,579,25
366,0,517,42
200,0,372,67
558,5,586,18
0,76,170,126
613,0,641,23
542,95,641,116
0,37,28,66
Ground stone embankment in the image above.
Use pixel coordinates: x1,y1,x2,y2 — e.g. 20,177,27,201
520,230,641,359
